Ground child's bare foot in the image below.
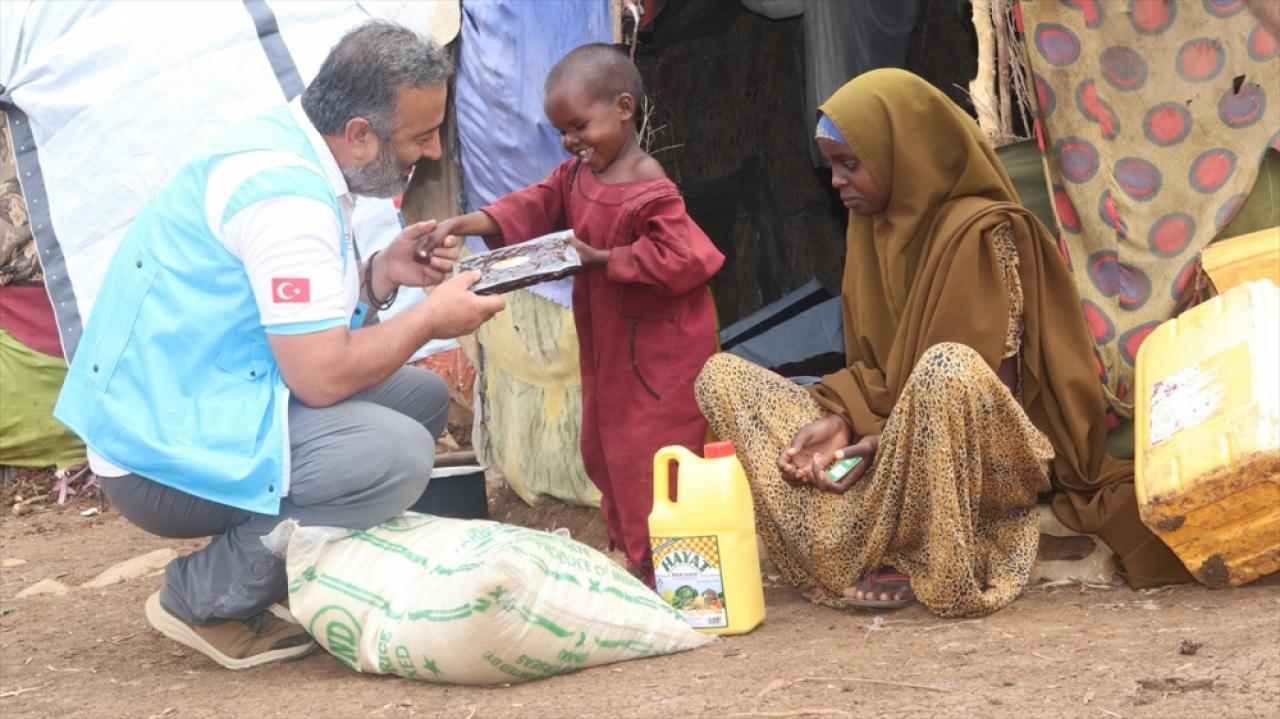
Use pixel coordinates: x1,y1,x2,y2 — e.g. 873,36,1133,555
838,566,915,609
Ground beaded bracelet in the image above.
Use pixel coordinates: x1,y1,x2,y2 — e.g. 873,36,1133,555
364,250,399,311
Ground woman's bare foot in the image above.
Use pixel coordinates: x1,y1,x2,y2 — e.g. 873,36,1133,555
839,566,915,609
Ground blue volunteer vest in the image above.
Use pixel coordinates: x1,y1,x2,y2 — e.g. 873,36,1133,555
54,107,346,515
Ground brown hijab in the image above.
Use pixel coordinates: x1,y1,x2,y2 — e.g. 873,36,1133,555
808,69,1189,586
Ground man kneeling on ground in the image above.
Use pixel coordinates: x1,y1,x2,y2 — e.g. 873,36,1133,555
54,21,505,669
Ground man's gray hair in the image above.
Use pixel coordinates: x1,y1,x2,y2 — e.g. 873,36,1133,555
301,20,453,137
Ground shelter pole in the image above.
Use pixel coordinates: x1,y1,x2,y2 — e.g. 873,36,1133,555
968,0,1001,144
993,0,1013,143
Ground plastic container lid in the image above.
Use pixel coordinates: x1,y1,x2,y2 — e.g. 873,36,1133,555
704,441,736,458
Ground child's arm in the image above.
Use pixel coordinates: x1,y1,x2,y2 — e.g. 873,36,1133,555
413,161,576,263
605,195,725,296
482,177,570,249
439,212,500,238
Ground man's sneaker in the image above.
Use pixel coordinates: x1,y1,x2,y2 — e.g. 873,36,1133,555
144,591,317,670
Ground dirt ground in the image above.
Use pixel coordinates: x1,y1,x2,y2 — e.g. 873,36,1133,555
2,481,1278,719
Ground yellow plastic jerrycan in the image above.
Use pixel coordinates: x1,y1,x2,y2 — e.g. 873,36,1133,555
649,441,765,635
1135,279,1280,588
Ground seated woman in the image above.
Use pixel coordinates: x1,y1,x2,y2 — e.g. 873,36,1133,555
694,69,1190,618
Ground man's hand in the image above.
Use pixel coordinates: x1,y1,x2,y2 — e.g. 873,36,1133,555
422,270,506,339
777,414,853,488
383,219,458,287
566,235,609,269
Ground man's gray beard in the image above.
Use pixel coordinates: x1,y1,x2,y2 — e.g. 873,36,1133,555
344,139,409,199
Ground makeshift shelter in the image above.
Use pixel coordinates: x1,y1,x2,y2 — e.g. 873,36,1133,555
3,0,1275,507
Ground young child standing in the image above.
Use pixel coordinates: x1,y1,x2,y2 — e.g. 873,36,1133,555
422,44,724,584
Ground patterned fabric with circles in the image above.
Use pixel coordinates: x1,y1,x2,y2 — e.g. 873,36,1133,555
1021,0,1279,417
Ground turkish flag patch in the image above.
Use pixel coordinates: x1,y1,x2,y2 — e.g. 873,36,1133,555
271,277,311,303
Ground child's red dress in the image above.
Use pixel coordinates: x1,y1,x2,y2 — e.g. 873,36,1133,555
482,159,724,582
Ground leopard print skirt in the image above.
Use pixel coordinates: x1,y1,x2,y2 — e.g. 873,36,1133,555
693,344,1053,618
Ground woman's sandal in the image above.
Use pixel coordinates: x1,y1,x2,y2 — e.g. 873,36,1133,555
837,567,916,610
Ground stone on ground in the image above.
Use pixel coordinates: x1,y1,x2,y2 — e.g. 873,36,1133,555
80,548,176,588
15,578,70,598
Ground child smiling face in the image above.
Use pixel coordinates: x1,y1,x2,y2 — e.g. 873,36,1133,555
544,76,635,174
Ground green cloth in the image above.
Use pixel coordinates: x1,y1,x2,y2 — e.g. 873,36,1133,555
994,139,1055,234
0,328,85,470
1215,148,1280,241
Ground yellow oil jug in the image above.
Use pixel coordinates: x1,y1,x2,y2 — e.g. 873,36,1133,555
649,441,765,635
1135,279,1280,588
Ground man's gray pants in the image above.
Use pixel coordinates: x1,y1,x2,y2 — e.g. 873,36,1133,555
101,366,449,625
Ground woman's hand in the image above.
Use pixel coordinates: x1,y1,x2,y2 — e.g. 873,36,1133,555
567,235,609,269
821,434,879,494
778,415,852,487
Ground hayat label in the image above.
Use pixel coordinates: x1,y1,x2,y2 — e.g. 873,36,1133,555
651,535,727,629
